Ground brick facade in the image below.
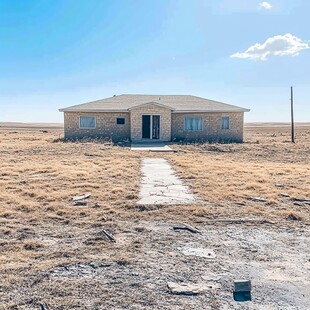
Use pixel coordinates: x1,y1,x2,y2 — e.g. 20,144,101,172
171,112,244,142
64,112,130,141
63,109,245,143
130,104,172,142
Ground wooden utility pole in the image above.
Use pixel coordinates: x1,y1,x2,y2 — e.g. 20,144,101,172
291,86,295,143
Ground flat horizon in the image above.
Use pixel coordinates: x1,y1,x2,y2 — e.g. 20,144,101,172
1,121,310,128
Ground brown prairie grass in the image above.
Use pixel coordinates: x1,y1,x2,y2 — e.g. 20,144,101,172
164,125,310,220
1,126,309,223
0,125,309,308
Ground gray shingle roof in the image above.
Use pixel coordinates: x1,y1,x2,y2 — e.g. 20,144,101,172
59,94,250,113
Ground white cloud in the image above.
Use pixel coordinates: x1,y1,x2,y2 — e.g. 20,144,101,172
259,2,272,10
230,33,310,61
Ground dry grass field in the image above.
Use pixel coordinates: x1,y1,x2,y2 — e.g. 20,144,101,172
0,124,309,309
168,124,310,221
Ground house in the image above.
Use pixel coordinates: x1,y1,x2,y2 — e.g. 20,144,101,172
59,94,250,143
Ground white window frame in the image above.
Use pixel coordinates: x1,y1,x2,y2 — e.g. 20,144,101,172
221,116,230,130
184,117,203,131
79,116,96,129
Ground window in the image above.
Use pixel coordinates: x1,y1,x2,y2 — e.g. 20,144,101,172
79,116,96,129
221,117,230,129
116,117,125,125
184,117,202,131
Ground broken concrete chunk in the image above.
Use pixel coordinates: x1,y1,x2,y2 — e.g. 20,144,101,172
72,193,91,201
247,197,267,203
167,281,218,295
275,183,285,188
234,279,251,292
179,246,216,259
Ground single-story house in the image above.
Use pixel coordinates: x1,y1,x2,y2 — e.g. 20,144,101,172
59,94,250,142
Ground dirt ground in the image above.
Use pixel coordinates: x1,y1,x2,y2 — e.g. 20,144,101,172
0,124,309,309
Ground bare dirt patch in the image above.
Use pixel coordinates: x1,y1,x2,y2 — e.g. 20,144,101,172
0,125,309,309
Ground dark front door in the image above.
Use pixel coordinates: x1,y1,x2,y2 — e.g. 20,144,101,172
142,115,151,139
152,115,160,139
142,115,160,139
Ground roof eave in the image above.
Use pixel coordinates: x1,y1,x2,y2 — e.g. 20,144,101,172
59,109,129,113
59,108,250,113
172,109,250,113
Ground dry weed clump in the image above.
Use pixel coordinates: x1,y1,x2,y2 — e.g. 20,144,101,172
281,210,304,221
23,240,45,251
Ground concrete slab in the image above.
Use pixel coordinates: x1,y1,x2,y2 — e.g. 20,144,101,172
137,158,195,205
130,143,175,152
167,281,218,295
179,246,217,259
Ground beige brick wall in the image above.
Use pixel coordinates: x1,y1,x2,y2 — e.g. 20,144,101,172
64,112,130,141
171,112,244,142
63,110,245,143
130,104,172,141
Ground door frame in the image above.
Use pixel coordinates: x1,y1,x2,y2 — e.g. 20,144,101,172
152,115,160,139
141,114,160,140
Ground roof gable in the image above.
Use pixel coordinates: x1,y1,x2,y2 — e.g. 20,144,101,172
128,101,175,111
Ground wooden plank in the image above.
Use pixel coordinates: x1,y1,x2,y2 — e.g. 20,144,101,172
291,197,310,204
173,223,201,234
195,219,276,225
102,230,116,243
73,201,87,206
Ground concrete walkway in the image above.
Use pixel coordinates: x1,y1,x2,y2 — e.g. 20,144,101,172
130,143,175,152
137,158,195,205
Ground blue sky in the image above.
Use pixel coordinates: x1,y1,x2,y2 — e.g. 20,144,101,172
0,0,309,123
